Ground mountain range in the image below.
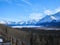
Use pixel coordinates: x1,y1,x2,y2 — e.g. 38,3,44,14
36,12,60,27
0,12,60,27
38,12,60,23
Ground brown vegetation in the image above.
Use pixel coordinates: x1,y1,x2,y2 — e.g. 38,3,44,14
0,24,60,45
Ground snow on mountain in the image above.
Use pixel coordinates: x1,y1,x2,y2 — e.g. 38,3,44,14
38,15,53,23
38,12,60,23
0,21,6,24
25,20,37,25
36,12,60,27
6,19,38,26
0,12,60,27
0,19,7,24
52,12,60,21
17,21,25,25
51,12,60,21
7,21,16,24
50,16,56,20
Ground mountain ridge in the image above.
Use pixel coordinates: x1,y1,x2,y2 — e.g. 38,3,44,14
0,12,60,27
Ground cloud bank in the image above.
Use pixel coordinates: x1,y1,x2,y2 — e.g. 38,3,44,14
29,13,44,21
44,7,60,15
29,7,60,21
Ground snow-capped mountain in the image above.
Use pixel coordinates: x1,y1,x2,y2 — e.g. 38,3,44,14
37,12,60,23
0,19,8,24
0,21,6,24
25,20,37,25
0,12,60,27
52,12,60,22
36,12,60,27
5,20,37,26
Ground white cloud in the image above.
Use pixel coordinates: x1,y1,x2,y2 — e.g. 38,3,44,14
29,13,44,21
55,7,60,12
21,0,32,6
44,7,60,15
0,0,32,8
44,9,53,15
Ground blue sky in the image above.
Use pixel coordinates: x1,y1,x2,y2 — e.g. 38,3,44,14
0,0,60,22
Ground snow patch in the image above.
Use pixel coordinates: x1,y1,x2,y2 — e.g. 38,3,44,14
50,16,56,20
